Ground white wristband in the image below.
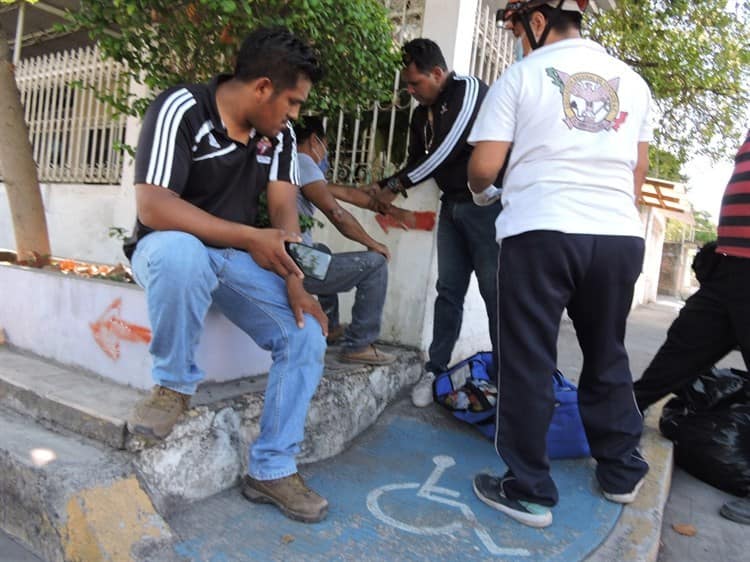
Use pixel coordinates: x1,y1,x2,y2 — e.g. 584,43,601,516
469,184,502,206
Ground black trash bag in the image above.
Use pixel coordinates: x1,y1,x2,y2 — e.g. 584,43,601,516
680,367,748,412
659,367,750,496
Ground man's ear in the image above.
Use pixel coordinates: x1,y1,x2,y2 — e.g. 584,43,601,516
431,66,445,81
253,77,275,101
530,11,547,35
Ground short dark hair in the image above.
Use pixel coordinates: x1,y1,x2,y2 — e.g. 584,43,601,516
401,38,447,74
535,5,583,32
234,27,323,91
294,116,326,144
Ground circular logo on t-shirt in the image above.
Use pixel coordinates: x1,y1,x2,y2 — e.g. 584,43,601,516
546,68,628,133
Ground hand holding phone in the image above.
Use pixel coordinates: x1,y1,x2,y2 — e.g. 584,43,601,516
285,242,332,281
244,228,304,278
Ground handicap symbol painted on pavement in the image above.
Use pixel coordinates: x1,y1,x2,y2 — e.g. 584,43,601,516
367,454,530,557
170,417,622,562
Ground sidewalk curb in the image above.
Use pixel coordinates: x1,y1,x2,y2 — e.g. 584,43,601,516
588,402,673,561
0,406,176,562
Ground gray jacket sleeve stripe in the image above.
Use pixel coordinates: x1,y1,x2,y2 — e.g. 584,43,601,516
406,76,478,184
144,88,196,187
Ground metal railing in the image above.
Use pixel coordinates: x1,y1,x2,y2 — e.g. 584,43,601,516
470,2,515,85
11,45,128,184
325,0,425,185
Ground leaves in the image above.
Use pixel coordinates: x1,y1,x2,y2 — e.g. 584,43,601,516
587,0,750,162
671,523,697,537
67,0,399,117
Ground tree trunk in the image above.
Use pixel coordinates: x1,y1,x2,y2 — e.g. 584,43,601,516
0,22,51,265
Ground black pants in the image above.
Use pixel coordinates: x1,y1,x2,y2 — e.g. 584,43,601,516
494,231,648,506
634,254,750,412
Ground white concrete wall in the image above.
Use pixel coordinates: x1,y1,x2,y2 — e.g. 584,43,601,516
423,0,479,75
0,263,271,390
0,182,136,265
632,206,666,307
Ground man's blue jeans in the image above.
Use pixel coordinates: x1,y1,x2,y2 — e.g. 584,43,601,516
303,247,387,351
427,199,501,374
131,231,326,481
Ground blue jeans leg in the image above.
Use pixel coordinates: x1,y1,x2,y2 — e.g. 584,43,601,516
209,249,326,481
456,200,501,373
304,251,388,351
427,200,501,373
130,231,219,395
307,244,340,329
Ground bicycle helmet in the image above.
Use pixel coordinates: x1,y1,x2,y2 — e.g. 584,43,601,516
496,0,589,51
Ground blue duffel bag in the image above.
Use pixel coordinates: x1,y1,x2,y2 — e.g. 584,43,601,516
433,352,591,460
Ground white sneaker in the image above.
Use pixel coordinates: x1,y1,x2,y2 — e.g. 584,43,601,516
603,477,645,504
411,371,436,407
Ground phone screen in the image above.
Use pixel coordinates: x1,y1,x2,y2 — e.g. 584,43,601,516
285,242,332,281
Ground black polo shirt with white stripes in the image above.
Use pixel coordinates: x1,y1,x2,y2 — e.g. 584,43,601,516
124,74,298,258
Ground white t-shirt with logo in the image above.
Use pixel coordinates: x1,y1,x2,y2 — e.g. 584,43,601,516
468,38,653,241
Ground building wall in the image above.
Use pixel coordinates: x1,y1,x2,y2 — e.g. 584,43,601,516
0,182,135,265
659,241,698,299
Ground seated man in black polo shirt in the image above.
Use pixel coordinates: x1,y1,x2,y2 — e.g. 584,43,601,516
123,28,329,523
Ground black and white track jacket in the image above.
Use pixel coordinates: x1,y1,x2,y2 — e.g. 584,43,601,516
378,72,503,202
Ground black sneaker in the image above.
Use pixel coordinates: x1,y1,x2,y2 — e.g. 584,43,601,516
602,477,645,504
720,498,750,525
473,473,552,528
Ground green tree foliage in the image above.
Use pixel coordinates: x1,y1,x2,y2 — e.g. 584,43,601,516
649,146,687,182
588,0,750,162
693,209,718,244
665,209,717,243
67,0,399,117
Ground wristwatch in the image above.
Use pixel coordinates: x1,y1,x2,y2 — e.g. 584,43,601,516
386,176,408,198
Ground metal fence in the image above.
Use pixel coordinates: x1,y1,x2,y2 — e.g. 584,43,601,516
11,46,128,184
325,0,425,185
470,2,515,85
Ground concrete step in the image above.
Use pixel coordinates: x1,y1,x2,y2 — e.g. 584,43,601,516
0,347,271,450
0,344,423,515
0,405,175,562
0,347,138,449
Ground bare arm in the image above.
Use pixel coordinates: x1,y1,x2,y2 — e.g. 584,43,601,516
267,180,302,235
634,142,649,204
266,179,328,334
327,183,382,212
302,180,390,260
468,141,511,193
135,183,302,278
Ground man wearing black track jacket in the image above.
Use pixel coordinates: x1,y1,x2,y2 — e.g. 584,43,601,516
369,38,504,408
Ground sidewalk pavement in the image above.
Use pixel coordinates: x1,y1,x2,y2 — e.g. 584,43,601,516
561,298,749,562
0,529,43,562
3,299,749,561
166,300,683,562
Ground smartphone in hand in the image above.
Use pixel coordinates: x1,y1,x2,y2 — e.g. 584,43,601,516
285,242,332,281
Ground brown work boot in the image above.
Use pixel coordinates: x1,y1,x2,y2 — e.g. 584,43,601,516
326,323,348,345
241,473,328,523
127,385,191,440
339,344,396,366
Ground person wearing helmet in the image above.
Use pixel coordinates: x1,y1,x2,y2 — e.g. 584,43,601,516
466,0,652,528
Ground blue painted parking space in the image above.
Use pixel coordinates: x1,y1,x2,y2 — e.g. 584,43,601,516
171,416,621,561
